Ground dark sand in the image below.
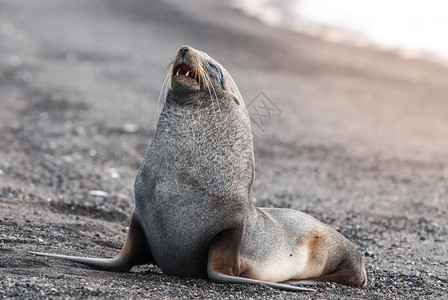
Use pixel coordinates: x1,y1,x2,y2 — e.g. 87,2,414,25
1,0,447,299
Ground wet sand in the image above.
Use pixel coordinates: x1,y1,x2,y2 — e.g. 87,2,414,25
1,0,447,298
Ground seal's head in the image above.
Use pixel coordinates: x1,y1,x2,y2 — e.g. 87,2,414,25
166,45,243,107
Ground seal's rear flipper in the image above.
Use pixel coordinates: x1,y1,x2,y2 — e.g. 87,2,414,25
285,263,367,288
207,227,315,292
29,215,154,272
294,266,367,288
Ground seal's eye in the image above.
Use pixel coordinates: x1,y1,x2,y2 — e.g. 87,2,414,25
207,63,223,87
209,63,218,73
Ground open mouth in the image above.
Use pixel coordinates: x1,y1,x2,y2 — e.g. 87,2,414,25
172,63,200,84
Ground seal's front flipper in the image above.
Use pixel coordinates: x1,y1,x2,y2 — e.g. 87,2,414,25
207,227,315,292
30,214,154,272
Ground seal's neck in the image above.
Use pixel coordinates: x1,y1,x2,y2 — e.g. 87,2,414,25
152,99,255,198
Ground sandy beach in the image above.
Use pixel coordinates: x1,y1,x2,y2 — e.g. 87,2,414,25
1,0,447,298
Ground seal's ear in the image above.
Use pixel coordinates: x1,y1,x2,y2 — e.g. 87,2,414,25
229,92,240,105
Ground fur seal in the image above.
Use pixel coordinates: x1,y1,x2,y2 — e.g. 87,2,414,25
30,46,367,291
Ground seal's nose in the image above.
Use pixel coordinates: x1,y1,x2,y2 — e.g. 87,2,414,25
179,46,190,58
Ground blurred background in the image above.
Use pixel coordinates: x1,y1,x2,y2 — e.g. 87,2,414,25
1,0,447,298
237,0,448,61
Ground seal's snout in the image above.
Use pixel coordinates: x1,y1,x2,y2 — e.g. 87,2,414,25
179,46,190,58
171,46,203,88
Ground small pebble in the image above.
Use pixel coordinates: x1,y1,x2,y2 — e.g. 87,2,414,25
88,149,97,157
108,168,120,179
89,190,109,197
123,123,139,133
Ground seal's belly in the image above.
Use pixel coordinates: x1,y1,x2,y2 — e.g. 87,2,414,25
149,220,214,278
142,198,238,278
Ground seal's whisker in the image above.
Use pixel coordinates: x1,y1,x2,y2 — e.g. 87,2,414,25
203,75,216,112
157,68,172,117
198,72,203,89
208,75,218,100
196,67,205,88
193,67,198,83
205,72,218,101
204,73,220,113
204,75,219,113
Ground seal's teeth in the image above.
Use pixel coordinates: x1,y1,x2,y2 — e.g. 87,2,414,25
186,71,190,77
176,69,180,76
